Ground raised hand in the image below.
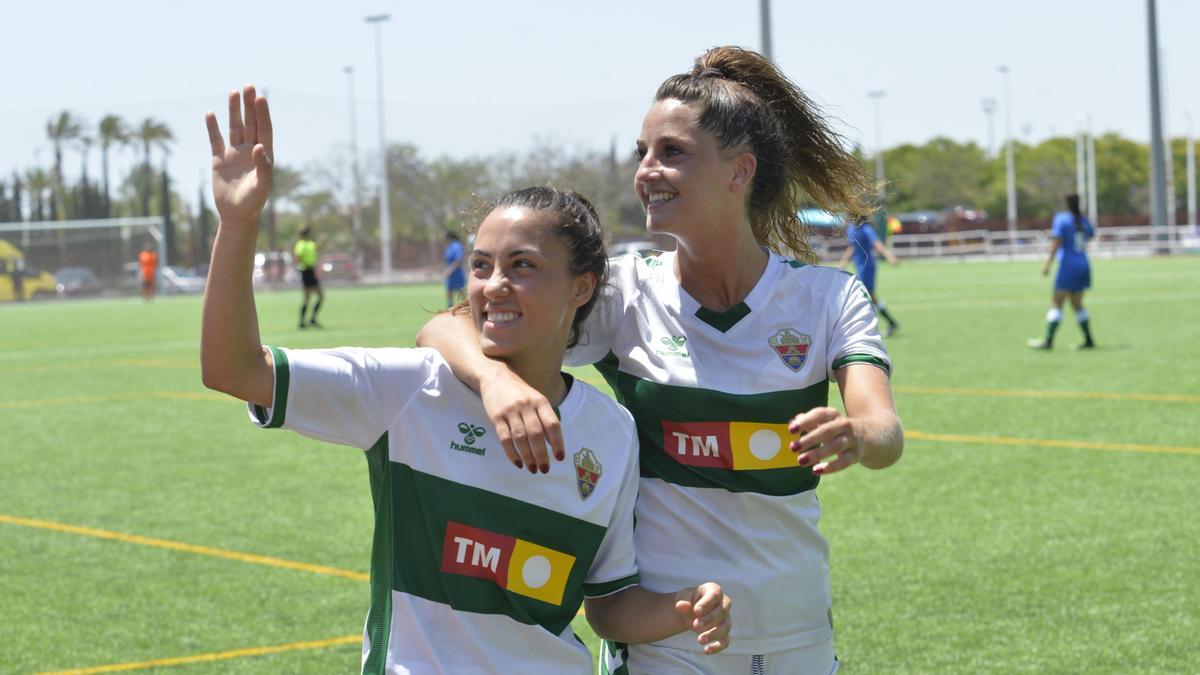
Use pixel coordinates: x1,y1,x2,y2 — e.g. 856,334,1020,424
205,85,273,227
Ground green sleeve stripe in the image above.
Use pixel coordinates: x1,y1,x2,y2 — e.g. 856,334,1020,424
583,573,641,598
253,345,290,428
832,354,890,374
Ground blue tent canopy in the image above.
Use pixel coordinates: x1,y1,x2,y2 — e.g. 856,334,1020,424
797,208,845,229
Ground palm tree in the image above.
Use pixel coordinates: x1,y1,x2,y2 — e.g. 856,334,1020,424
76,134,96,218
135,118,173,217
98,115,130,217
46,111,83,219
23,168,52,222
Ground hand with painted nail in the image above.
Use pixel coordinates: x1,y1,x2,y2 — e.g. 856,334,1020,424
789,407,862,475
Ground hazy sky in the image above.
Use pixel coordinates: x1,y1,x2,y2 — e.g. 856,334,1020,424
3,0,1197,212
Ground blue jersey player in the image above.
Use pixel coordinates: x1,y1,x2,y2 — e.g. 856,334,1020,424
839,216,901,336
1029,194,1096,350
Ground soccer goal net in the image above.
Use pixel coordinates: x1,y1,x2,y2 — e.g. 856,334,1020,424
0,216,167,300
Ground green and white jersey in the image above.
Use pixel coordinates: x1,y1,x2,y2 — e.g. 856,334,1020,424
248,346,640,674
566,250,889,655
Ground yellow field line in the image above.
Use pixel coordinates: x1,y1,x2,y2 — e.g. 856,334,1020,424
905,429,1200,456
895,385,1200,404
0,391,227,410
0,514,368,582
36,634,361,675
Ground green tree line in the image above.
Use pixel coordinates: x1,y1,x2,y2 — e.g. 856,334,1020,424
878,134,1195,223
3,110,1194,272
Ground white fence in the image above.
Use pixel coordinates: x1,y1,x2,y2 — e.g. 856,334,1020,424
819,225,1200,262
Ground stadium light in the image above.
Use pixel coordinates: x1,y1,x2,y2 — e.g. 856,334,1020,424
365,13,393,280
867,90,886,205
998,66,1017,253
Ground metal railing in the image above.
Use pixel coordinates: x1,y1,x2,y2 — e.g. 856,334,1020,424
819,225,1200,262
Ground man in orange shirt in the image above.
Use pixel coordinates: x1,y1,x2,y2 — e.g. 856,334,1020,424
139,242,158,301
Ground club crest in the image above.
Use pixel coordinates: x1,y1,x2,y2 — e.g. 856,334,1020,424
768,328,811,371
573,448,602,500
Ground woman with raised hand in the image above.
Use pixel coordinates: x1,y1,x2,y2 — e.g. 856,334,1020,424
418,47,903,674
200,85,730,674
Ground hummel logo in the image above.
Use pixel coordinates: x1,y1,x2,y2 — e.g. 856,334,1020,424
661,336,686,351
458,422,486,444
452,422,487,456
654,335,689,358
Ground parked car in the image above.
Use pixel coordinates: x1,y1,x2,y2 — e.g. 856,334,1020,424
253,251,297,288
319,253,361,282
0,239,56,301
895,210,945,234
54,266,104,296
160,266,206,294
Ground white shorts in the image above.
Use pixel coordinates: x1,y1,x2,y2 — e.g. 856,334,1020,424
601,638,837,675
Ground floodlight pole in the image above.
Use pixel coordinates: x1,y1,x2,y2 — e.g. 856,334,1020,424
868,90,886,204
1086,116,1098,225
1075,118,1087,203
982,98,998,157
1186,113,1196,229
999,66,1017,254
344,66,365,273
366,13,393,280
1145,0,1168,243
759,0,773,61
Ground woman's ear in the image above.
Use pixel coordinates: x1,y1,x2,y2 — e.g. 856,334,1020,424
730,151,757,194
570,271,598,309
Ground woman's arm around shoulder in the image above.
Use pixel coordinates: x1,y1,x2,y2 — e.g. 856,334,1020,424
416,311,564,473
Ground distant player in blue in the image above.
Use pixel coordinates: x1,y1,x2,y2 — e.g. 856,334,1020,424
443,231,466,308
1029,194,1096,350
839,215,901,336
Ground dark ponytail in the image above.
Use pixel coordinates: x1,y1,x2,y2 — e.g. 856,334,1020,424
1066,194,1082,232
655,46,873,262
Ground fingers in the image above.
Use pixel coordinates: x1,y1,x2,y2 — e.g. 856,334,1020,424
227,90,244,146
517,408,550,473
489,403,561,474
242,85,258,147
537,402,565,463
681,584,732,655
204,112,225,157
493,419,527,471
252,144,274,185
255,92,273,158
789,408,861,475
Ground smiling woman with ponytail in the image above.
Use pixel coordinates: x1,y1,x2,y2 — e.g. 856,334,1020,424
419,45,903,675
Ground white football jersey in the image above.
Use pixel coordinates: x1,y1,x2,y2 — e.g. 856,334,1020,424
249,346,640,674
566,250,890,655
